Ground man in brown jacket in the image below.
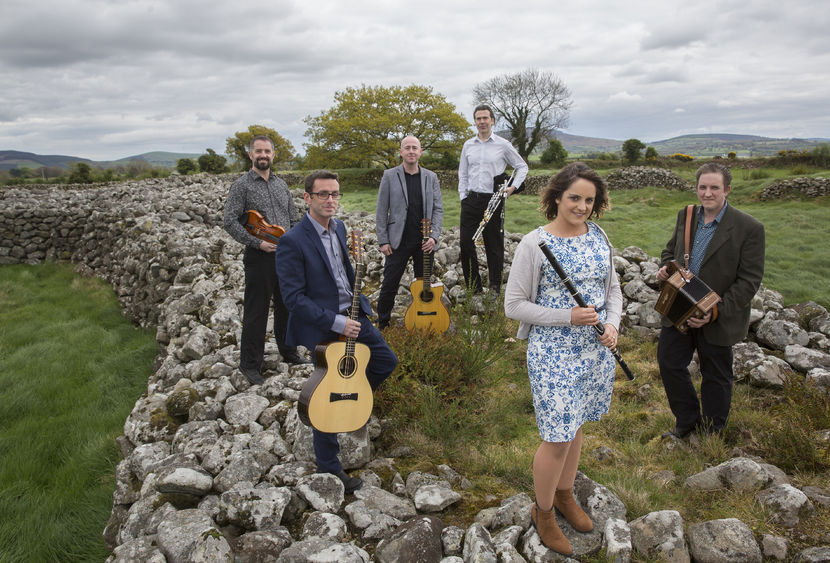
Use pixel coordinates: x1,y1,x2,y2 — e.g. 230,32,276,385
656,162,765,438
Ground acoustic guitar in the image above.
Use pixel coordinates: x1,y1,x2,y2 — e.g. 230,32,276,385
298,230,374,433
404,218,450,333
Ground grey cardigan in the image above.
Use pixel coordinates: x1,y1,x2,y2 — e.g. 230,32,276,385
504,225,623,339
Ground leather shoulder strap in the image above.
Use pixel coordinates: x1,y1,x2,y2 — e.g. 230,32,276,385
683,204,695,269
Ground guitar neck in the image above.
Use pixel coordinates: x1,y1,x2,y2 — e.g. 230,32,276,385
422,237,432,285
347,263,364,353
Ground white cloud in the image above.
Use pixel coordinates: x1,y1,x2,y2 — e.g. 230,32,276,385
0,0,828,160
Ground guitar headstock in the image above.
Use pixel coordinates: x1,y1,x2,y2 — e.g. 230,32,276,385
421,218,431,242
349,229,365,265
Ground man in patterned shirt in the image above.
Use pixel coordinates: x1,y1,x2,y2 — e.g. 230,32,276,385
223,135,310,385
656,162,765,438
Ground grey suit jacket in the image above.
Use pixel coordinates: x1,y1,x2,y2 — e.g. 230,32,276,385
660,203,765,346
375,164,443,249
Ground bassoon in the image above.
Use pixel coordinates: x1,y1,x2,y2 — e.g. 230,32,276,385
537,241,635,380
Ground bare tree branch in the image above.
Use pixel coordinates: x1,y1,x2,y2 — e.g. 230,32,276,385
473,68,572,160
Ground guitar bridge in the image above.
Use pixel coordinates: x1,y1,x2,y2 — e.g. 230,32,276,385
329,393,358,402
417,311,437,316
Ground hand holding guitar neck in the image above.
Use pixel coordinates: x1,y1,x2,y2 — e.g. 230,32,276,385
537,241,635,380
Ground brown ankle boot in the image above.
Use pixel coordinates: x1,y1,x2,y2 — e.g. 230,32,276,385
553,488,593,532
531,502,573,555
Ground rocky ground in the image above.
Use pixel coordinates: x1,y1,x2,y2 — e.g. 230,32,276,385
1,173,829,562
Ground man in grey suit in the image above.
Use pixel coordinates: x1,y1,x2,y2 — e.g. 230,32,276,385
656,162,765,438
375,135,443,330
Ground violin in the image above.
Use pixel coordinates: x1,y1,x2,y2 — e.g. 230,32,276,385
244,210,286,245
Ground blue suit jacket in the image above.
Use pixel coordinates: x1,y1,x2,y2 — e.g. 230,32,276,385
276,213,373,350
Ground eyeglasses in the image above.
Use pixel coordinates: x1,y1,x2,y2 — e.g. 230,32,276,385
310,191,342,200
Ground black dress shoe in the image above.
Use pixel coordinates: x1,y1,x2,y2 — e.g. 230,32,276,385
334,470,363,494
661,426,693,440
281,350,311,365
240,367,264,385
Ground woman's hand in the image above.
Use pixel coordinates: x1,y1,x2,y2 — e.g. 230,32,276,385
599,324,618,349
570,305,599,326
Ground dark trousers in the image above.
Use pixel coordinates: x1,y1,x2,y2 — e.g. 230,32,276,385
240,248,293,372
657,325,734,433
312,315,398,473
376,242,430,328
460,192,504,291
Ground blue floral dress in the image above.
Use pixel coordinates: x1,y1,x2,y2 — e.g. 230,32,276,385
528,224,615,442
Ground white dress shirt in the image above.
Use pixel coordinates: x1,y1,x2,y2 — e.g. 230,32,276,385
457,134,528,200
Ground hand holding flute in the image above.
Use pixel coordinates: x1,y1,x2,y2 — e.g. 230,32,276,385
537,240,635,380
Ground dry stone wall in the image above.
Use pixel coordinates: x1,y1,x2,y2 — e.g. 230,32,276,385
2,175,829,562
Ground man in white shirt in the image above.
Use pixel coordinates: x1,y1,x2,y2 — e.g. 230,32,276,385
458,105,528,294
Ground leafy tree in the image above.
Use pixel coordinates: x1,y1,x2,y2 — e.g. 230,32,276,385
539,139,568,168
68,162,93,184
811,143,830,168
226,125,295,170
176,158,198,175
622,139,646,165
727,151,737,160
472,68,572,160
197,149,227,174
125,159,152,178
644,146,658,161
304,84,470,169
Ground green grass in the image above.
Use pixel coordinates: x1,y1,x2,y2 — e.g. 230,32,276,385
0,263,156,562
342,168,830,308
376,312,830,551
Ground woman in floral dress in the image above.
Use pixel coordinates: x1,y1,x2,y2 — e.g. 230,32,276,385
504,162,622,556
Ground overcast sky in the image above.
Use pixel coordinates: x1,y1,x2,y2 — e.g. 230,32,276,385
2,0,828,161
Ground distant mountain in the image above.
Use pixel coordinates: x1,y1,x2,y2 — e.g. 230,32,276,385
550,132,623,155
112,151,202,169
0,150,201,171
0,150,94,171
551,132,830,158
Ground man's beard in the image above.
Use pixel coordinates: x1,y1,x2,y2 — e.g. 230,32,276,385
254,158,271,171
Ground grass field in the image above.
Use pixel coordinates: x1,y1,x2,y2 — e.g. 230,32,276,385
340,167,830,308
0,263,156,561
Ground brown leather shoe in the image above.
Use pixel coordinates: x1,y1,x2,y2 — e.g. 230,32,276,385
531,502,573,555
554,489,593,532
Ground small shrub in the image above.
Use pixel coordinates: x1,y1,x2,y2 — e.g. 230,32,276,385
669,153,694,162
756,377,830,472
791,166,809,175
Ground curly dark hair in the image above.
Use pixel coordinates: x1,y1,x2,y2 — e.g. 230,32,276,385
540,162,609,220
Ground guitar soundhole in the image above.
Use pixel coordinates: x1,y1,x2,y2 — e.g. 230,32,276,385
338,355,357,378
420,290,434,302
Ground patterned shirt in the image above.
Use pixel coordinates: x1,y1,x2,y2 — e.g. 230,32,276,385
223,169,298,249
689,202,728,275
457,134,528,199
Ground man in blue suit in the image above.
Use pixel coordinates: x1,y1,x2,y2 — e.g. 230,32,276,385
375,135,443,329
276,170,398,492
